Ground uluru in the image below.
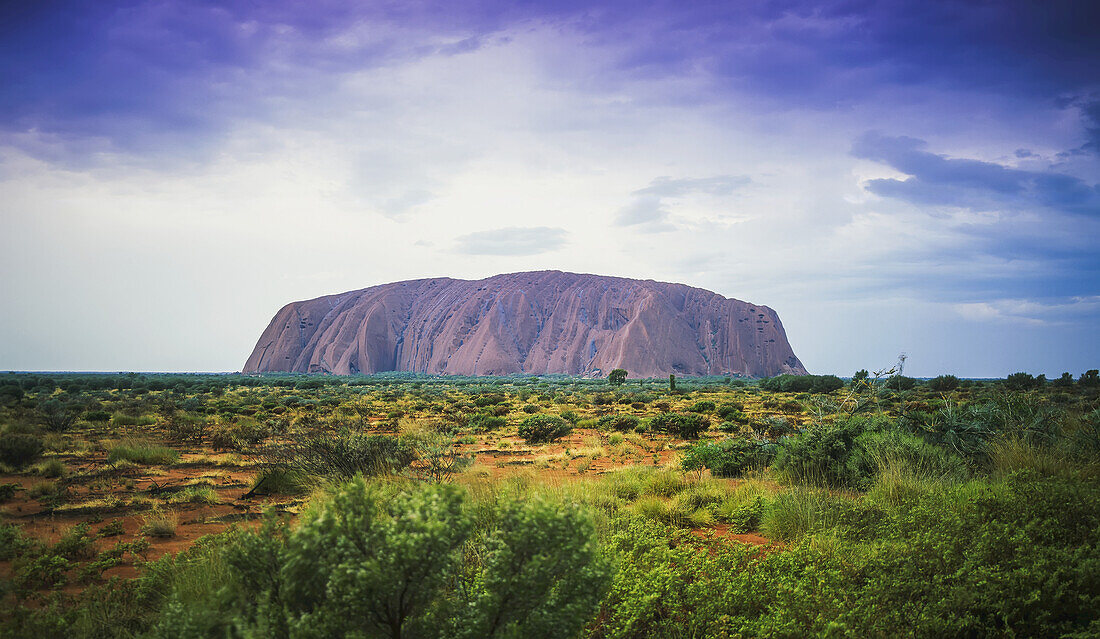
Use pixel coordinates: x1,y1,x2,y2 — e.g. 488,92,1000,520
242,271,807,378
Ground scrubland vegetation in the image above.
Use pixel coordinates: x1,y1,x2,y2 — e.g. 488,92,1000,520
1,368,1099,637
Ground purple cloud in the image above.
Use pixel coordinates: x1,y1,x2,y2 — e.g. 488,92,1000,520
853,132,1100,217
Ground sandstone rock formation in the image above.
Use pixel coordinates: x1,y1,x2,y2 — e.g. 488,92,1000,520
243,271,807,378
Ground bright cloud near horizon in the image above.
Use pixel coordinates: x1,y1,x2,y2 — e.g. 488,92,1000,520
1,1,1098,377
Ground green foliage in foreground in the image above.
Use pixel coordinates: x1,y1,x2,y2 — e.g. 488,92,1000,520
5,468,1100,638
90,479,606,639
599,472,1100,638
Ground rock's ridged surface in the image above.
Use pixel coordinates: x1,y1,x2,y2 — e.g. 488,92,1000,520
243,271,807,377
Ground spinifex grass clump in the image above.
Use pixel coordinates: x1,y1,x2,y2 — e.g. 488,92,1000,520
257,432,417,480
107,440,180,465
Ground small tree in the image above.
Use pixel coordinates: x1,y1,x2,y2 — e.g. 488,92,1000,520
1005,372,1037,390
928,375,960,392
281,481,472,638
669,374,676,391
1053,372,1075,388
38,398,80,432
608,369,627,386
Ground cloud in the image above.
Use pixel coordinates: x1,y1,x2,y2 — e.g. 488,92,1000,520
615,174,750,230
377,189,435,219
852,132,1100,216
453,226,568,255
953,296,1100,326
634,175,751,198
1080,99,1100,155
614,195,669,227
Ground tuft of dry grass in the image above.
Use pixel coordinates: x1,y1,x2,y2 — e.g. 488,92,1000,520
142,507,178,537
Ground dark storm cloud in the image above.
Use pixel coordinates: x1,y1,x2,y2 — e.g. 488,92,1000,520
852,132,1100,217
1080,100,1100,155
3,1,1100,165
0,1,516,165
600,0,1100,106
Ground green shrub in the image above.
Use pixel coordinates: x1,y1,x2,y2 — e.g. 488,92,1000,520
883,375,917,391
0,433,44,469
598,518,753,637
772,419,865,487
38,399,81,432
148,479,609,639
848,429,968,486
1004,371,1040,390
681,438,777,477
469,413,507,431
260,433,416,479
927,374,960,392
522,403,540,414
688,400,716,413
597,414,640,432
649,412,710,438
35,458,66,478
518,414,572,443
759,374,843,393
811,375,844,393
716,402,748,422
474,394,506,407
0,523,37,560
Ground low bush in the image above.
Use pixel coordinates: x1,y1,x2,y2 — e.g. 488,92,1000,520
772,419,865,487
518,414,573,443
927,374,960,392
597,414,640,432
848,429,969,487
648,413,710,439
716,401,744,418
681,438,777,478
260,433,416,479
146,479,609,639
0,433,44,469
688,400,716,413
468,413,507,431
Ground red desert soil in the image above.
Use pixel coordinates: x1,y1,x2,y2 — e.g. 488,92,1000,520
2,427,776,596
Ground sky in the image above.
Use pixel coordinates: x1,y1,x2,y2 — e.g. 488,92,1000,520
1,0,1098,377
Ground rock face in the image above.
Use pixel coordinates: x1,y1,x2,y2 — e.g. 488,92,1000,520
243,271,807,378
